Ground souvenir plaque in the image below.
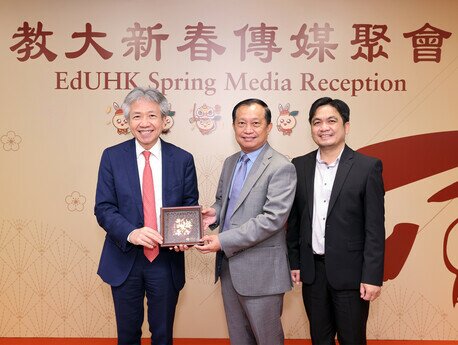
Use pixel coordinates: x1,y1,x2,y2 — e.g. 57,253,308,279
160,206,203,246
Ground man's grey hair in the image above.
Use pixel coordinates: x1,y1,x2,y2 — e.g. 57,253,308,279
121,87,170,119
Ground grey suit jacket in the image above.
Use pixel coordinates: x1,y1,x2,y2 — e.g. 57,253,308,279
212,143,297,297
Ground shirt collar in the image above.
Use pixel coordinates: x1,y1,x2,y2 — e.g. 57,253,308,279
135,139,162,159
241,143,266,163
316,147,344,167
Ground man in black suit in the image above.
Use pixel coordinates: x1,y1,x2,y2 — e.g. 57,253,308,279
287,97,385,345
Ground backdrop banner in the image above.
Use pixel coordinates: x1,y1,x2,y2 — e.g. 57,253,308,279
0,0,456,339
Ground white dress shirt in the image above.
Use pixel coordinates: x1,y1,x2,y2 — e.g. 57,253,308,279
312,149,343,255
135,139,163,232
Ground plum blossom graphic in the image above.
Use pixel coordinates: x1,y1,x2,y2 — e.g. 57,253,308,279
1,131,22,151
65,191,86,212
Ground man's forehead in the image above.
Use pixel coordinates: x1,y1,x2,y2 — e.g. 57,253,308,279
236,109,265,120
237,103,263,113
312,111,340,120
314,113,339,117
131,102,160,112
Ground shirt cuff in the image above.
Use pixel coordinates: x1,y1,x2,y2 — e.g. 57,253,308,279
127,230,134,243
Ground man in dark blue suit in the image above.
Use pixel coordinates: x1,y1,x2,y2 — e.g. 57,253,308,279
95,87,199,345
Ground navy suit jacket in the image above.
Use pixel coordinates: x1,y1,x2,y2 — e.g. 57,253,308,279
287,145,385,290
95,138,199,288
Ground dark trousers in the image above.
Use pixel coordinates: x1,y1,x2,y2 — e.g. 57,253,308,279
302,256,369,345
111,249,179,345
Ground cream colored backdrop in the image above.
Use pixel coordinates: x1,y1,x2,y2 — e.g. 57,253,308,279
0,0,457,340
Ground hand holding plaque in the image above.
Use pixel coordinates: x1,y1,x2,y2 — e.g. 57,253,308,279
160,206,203,247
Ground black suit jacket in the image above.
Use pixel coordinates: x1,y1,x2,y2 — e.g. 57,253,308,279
287,145,385,290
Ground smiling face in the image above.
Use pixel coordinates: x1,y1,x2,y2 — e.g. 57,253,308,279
233,103,272,153
112,113,128,129
197,118,215,132
311,104,349,151
128,98,165,150
277,114,296,130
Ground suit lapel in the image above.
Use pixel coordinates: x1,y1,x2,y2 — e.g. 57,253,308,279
220,154,239,223
161,139,174,207
125,139,143,218
305,151,316,220
327,145,354,217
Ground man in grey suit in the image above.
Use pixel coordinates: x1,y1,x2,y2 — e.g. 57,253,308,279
195,98,297,345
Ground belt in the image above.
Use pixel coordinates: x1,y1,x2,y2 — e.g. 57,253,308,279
313,254,325,261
